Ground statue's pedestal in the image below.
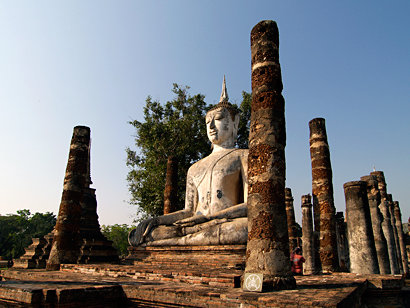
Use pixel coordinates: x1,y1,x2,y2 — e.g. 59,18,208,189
126,245,246,269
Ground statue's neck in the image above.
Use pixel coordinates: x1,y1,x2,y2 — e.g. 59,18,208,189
211,141,235,153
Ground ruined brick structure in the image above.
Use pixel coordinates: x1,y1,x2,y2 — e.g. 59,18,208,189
163,156,178,215
15,127,118,270
245,20,296,290
388,194,403,274
360,175,391,274
301,194,315,275
46,126,90,270
309,118,339,273
285,188,298,254
343,181,379,274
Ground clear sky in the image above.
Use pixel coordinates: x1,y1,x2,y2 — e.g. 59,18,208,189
1,1,409,227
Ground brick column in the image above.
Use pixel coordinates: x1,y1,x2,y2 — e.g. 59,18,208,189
245,20,296,290
343,181,379,274
335,212,350,271
361,175,391,274
46,126,90,270
285,188,298,254
394,201,409,276
163,156,178,215
388,194,403,274
309,118,339,273
371,171,399,274
301,194,315,275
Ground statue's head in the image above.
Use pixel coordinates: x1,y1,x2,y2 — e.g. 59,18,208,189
206,77,240,149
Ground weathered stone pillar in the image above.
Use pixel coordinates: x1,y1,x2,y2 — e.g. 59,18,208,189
46,126,90,270
245,20,296,290
335,212,350,272
163,156,179,215
388,194,403,274
371,171,400,274
343,181,379,274
361,175,391,274
394,201,409,276
309,118,339,273
301,194,315,275
285,188,298,253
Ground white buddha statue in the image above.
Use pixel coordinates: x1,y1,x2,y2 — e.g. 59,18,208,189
128,77,249,246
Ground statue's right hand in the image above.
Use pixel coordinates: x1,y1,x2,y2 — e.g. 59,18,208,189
128,217,158,246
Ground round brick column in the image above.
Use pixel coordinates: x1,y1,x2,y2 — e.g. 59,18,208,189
301,194,315,275
388,194,404,274
285,188,298,254
163,156,178,215
360,175,391,274
344,181,379,274
245,20,295,290
394,201,409,276
309,118,339,273
371,171,399,274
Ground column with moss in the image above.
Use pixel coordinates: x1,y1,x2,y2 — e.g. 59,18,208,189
245,20,295,290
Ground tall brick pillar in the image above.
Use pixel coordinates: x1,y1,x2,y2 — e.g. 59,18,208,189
285,188,298,253
335,212,350,271
163,156,178,215
301,194,315,275
361,175,391,274
371,171,399,274
245,20,296,290
343,181,379,274
46,126,90,270
388,194,403,274
394,201,409,276
309,118,339,273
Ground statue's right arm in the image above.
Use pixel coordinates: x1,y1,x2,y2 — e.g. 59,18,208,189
128,170,197,246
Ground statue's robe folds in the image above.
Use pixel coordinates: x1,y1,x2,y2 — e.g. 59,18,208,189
143,148,249,246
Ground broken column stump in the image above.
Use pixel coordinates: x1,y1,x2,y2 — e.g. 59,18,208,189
394,201,409,276
361,175,391,274
285,188,298,254
245,20,296,290
301,194,315,275
163,156,179,215
344,181,379,274
46,126,90,270
309,118,339,273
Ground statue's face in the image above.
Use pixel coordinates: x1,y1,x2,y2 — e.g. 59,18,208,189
206,108,234,145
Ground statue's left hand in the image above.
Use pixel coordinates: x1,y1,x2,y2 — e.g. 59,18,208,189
174,215,209,227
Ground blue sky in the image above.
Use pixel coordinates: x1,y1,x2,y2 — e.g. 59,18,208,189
1,1,409,226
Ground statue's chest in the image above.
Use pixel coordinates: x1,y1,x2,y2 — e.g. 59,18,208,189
194,157,243,216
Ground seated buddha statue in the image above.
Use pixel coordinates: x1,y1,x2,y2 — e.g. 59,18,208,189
128,77,248,246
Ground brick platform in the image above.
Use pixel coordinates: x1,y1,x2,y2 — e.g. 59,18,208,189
126,245,246,269
1,265,408,307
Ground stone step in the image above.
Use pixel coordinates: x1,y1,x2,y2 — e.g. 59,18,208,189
60,263,242,288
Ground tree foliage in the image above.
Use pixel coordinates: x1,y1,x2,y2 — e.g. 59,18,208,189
126,84,251,220
101,224,134,257
0,210,56,260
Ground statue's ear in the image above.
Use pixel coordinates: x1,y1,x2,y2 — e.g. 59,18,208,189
233,114,240,141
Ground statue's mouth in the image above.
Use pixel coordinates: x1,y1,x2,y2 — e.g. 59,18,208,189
209,131,218,136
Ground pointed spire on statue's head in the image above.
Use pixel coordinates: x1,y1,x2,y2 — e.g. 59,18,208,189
208,75,239,121
219,75,229,103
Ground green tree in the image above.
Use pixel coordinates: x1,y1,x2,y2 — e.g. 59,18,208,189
101,224,134,257
0,210,56,260
126,84,251,220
